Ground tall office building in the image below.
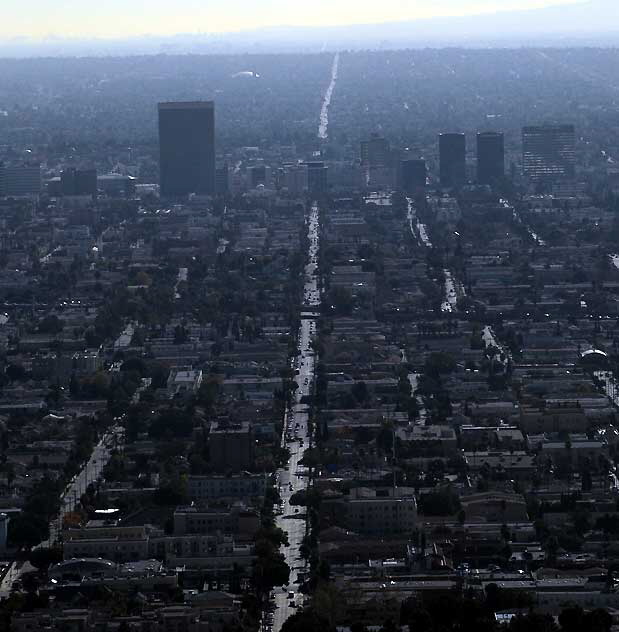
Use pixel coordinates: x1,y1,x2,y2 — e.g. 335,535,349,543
283,164,308,195
0,162,42,197
522,125,575,182
439,133,466,187
361,134,391,168
476,132,505,185
250,164,271,188
61,168,98,196
215,163,230,195
399,159,427,194
307,162,328,195
158,101,215,197
209,421,254,472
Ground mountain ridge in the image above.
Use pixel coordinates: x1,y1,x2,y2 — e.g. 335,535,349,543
1,0,618,58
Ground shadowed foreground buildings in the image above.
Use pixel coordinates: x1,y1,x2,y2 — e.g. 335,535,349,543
158,101,216,197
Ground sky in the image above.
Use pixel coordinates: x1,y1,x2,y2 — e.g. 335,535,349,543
1,0,584,39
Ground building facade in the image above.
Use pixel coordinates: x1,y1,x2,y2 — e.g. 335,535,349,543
399,159,427,193
158,101,216,197
188,474,267,502
346,487,418,536
439,133,466,187
306,161,328,195
0,163,42,196
209,421,254,472
477,132,505,185
522,124,575,182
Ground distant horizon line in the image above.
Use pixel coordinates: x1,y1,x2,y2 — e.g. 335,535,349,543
0,0,593,43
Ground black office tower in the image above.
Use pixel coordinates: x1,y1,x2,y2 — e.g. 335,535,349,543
158,101,215,197
61,168,97,195
477,132,504,185
399,159,427,194
439,133,466,187
522,125,575,182
361,135,390,168
307,162,328,195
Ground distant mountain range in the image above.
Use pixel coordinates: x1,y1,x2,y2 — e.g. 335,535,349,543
1,0,618,57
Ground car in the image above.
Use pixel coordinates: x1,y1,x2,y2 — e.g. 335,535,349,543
288,591,295,599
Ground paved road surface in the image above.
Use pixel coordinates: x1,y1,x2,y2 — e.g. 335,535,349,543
0,425,124,599
270,204,321,632
41,425,124,549
318,53,340,140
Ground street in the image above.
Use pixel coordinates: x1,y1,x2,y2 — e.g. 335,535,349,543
0,425,124,599
270,203,320,632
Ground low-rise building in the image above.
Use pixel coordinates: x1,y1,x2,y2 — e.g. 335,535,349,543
188,473,267,502
346,486,418,537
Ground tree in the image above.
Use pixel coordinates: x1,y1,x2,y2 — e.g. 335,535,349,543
400,599,433,632
559,606,584,632
38,315,65,335
317,559,331,582
543,535,559,562
149,408,194,439
584,609,612,632
424,352,457,377
380,620,398,632
153,481,188,506
510,612,558,632
419,489,460,516
328,287,354,316
173,325,189,345
281,610,336,632
252,547,290,593
255,525,289,548
5,364,28,382
573,511,591,536
8,513,49,548
351,381,370,405
29,547,62,570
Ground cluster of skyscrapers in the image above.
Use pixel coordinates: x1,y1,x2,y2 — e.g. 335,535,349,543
437,125,575,188
158,101,331,197
156,99,576,198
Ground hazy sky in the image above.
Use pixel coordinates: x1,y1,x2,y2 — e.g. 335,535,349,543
2,0,583,38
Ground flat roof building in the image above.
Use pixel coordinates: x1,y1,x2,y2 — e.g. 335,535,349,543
158,101,216,197
522,124,575,182
399,159,427,194
0,162,41,197
439,133,466,188
477,132,505,185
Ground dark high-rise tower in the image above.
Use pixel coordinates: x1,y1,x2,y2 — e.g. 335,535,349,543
399,159,427,194
158,101,215,197
361,134,390,168
61,168,97,196
522,125,575,182
439,133,466,187
476,132,504,185
306,162,328,194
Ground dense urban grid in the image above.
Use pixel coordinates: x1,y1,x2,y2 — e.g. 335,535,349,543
0,46,619,632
